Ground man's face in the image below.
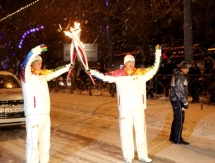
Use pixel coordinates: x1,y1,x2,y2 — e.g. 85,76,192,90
125,61,135,70
31,60,42,71
181,68,189,74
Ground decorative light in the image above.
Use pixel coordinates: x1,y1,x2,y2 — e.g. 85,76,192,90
106,25,109,36
106,0,109,36
0,0,40,22
106,0,109,6
18,25,44,49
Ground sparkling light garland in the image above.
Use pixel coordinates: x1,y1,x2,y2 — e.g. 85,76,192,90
0,0,40,22
18,25,44,48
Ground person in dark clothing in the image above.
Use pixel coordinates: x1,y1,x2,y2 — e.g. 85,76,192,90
188,61,201,102
208,82,215,102
78,69,89,84
204,58,213,74
163,58,175,97
208,68,215,102
101,63,108,73
146,78,155,99
79,69,88,77
95,61,102,71
169,61,191,145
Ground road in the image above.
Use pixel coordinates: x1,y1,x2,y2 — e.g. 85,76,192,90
0,91,215,163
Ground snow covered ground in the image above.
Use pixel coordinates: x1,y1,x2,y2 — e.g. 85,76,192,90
0,90,214,163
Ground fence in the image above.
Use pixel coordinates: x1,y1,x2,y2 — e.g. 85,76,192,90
49,76,116,97
49,74,215,102
149,74,215,102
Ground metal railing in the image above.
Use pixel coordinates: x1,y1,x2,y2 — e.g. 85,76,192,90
49,76,116,97
49,74,215,102
149,74,215,102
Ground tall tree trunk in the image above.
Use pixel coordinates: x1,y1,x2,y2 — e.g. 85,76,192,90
142,0,150,58
184,0,193,62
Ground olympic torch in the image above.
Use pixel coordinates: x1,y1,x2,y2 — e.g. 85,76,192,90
64,22,95,84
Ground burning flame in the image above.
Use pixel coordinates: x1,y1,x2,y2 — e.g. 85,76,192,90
64,22,84,47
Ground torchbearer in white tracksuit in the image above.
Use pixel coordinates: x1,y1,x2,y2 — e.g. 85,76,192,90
20,44,71,163
89,45,161,163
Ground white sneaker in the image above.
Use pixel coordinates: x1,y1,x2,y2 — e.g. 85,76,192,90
125,160,132,163
139,157,152,163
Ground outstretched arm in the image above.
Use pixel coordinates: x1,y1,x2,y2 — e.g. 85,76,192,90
45,64,71,81
90,70,116,83
143,45,162,81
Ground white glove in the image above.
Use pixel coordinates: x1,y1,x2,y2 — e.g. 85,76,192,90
90,69,98,76
32,46,42,55
155,48,162,57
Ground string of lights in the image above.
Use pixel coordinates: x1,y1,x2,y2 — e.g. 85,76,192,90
0,0,40,22
18,25,44,48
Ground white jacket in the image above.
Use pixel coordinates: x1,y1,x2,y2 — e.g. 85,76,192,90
20,45,70,116
90,49,161,111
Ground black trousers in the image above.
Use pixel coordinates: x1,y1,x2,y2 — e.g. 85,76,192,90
190,88,199,101
189,79,199,102
169,101,185,143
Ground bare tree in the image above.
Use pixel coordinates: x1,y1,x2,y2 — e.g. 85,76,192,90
0,0,184,70
98,0,183,57
183,0,193,62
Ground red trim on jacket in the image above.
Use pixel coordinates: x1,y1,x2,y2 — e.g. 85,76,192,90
142,94,144,104
34,96,36,108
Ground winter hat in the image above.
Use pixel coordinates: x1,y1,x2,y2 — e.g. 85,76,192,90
32,55,42,64
180,61,191,69
124,54,135,64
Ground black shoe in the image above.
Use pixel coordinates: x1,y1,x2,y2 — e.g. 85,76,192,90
175,140,189,145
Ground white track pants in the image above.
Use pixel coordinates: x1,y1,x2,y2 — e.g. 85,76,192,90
26,114,50,163
119,109,148,161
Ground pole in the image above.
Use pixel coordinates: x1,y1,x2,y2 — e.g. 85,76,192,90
184,0,193,62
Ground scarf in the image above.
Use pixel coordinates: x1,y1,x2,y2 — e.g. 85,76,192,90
31,68,53,75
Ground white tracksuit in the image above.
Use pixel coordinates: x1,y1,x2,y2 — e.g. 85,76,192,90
21,45,70,163
90,50,161,162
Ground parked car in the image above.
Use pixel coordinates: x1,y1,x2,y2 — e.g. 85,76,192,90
0,71,25,126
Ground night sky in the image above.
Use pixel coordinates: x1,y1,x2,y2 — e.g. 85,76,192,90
0,0,36,17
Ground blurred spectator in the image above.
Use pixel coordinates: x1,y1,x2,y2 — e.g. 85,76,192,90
204,58,213,74
208,82,215,102
147,79,155,99
101,63,108,73
208,68,215,102
78,69,88,84
165,58,175,74
163,58,174,97
95,61,101,71
188,61,201,102
78,69,87,77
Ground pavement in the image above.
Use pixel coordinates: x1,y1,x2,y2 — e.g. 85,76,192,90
146,96,215,163
50,89,215,163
